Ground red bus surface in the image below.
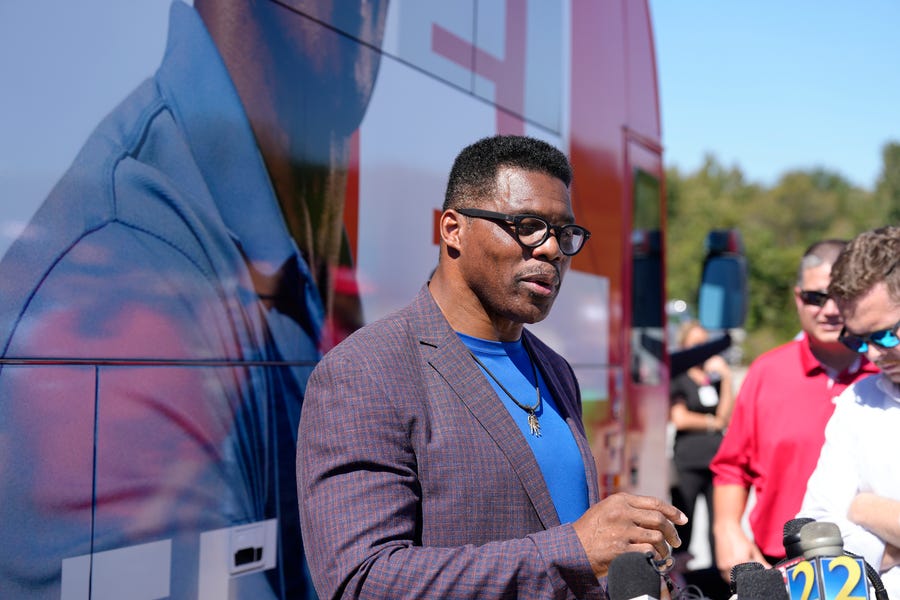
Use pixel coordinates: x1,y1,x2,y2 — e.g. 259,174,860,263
0,1,669,597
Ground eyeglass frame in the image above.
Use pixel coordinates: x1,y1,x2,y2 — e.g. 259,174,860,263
798,289,831,308
455,208,592,256
838,317,900,353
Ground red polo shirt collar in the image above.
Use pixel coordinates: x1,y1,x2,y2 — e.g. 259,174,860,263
798,333,878,381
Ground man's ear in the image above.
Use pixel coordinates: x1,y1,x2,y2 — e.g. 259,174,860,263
440,210,463,252
792,286,804,313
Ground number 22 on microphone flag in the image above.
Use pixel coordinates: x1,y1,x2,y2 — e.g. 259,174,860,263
786,555,869,600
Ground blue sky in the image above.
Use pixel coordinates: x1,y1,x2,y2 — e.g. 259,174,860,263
649,0,900,190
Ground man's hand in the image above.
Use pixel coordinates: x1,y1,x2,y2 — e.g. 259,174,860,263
713,521,770,582
571,492,687,577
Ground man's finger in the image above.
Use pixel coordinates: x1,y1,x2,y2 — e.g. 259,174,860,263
628,506,683,549
624,493,688,525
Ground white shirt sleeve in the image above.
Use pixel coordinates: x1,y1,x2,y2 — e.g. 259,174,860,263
798,384,886,570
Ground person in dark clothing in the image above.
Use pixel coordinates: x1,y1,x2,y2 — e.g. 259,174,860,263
669,321,734,576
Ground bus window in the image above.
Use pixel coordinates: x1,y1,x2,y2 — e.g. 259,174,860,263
630,169,664,384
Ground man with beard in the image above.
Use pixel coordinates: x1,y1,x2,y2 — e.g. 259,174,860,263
297,135,686,599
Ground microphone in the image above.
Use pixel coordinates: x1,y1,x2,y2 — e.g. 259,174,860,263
608,552,661,600
781,520,883,600
774,517,817,585
800,521,845,558
783,517,815,560
733,568,790,599
729,561,764,597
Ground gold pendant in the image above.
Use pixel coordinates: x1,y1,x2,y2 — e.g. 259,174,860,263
528,413,541,437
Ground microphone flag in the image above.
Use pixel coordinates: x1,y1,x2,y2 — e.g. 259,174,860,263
785,521,870,600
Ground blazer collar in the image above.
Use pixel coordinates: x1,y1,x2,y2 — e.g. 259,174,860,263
411,284,561,528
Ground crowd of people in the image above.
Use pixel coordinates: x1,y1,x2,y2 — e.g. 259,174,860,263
665,231,900,599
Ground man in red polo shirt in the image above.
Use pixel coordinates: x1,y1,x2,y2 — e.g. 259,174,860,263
710,239,879,580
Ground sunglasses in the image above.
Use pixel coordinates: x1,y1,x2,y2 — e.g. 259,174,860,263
838,319,900,353
798,290,831,307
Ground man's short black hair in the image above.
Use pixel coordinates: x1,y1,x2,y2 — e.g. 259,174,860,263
443,135,573,210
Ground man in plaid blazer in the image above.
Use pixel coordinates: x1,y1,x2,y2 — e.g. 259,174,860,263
297,135,686,599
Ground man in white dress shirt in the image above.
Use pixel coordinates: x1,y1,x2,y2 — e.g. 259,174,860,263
800,225,900,598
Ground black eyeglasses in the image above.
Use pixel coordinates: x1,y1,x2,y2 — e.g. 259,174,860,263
798,290,831,307
456,208,591,256
838,318,900,353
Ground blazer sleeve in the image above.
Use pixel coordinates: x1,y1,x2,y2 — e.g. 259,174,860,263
296,345,603,600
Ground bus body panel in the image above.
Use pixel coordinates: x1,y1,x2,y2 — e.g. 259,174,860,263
0,1,668,597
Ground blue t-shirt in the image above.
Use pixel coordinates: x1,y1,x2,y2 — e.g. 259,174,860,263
458,333,590,524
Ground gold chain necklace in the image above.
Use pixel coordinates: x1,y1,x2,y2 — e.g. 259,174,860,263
468,343,542,437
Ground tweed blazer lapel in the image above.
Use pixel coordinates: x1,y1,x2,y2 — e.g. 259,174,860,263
411,285,562,529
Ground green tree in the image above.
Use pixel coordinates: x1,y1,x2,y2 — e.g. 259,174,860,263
874,142,900,224
665,144,897,363
666,155,756,306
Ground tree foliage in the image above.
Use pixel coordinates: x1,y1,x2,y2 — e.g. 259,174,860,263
874,142,900,224
666,142,898,362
